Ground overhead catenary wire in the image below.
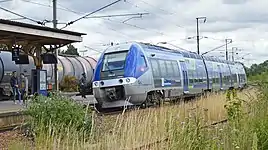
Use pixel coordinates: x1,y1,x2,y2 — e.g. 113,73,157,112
85,12,149,19
202,41,233,55
138,0,177,16
61,0,125,29
84,46,103,53
103,16,179,38
20,0,86,15
56,0,181,38
6,17,26,21
126,1,184,29
0,5,44,25
20,0,138,41
13,0,212,51
0,0,11,3
20,0,52,8
48,2,158,40
17,0,182,40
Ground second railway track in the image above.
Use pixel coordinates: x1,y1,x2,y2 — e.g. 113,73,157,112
0,111,26,132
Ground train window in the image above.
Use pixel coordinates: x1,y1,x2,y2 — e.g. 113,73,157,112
189,53,196,59
150,59,160,77
206,57,212,61
102,51,128,71
138,55,147,67
188,71,193,83
193,71,198,83
159,59,167,76
182,52,190,58
195,54,202,59
194,68,199,83
165,60,174,77
189,79,194,84
197,69,202,82
171,61,180,77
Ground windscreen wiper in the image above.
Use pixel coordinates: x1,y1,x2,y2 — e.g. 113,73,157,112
105,62,114,74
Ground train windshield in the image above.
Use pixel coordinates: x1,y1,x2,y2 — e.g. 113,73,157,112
102,51,128,72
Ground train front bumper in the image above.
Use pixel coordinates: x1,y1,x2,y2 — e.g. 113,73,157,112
92,77,136,108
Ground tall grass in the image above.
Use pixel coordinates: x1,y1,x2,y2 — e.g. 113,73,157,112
11,86,268,150
23,94,93,148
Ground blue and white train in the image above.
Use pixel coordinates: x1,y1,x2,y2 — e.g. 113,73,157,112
92,42,247,109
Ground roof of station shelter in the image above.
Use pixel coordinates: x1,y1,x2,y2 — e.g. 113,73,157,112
0,19,86,45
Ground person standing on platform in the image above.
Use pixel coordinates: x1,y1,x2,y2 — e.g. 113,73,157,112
20,73,28,104
10,71,21,104
79,72,87,99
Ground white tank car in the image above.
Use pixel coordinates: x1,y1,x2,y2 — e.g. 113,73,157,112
0,51,97,97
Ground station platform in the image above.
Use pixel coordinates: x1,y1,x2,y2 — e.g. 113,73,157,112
0,94,98,114
0,101,24,114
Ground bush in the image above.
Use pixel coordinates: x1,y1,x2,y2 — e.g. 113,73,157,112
59,75,78,92
24,94,93,140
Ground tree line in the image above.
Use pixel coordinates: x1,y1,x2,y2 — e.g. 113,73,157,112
245,60,268,77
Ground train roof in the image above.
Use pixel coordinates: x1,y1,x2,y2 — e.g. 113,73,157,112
102,41,244,65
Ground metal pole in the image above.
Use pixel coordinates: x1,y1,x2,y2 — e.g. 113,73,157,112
53,0,58,91
196,17,206,54
232,47,234,62
196,18,199,54
225,39,228,61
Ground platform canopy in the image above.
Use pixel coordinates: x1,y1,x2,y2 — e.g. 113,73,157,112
0,19,86,67
0,19,86,46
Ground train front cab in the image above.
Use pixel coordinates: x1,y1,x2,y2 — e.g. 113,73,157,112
235,62,247,89
92,43,151,108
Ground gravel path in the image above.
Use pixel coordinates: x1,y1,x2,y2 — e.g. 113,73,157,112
0,130,30,149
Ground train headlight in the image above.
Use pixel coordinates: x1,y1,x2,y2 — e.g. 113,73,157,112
100,81,104,85
126,78,130,82
94,82,98,86
119,79,123,83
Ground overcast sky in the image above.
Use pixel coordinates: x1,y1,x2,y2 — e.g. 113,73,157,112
1,0,268,67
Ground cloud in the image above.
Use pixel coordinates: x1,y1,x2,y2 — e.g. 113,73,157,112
0,0,268,67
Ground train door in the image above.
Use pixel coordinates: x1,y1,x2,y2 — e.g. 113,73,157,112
179,61,189,92
0,57,3,84
237,66,241,87
217,65,223,89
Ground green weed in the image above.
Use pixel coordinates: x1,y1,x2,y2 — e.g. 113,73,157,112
9,85,268,150
24,94,93,142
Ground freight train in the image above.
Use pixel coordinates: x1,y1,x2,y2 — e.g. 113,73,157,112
0,51,97,99
92,42,247,109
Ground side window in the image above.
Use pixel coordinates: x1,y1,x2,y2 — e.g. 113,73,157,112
159,59,167,76
198,65,203,82
171,61,180,77
137,55,147,72
165,60,174,77
189,53,196,59
150,59,160,77
140,55,147,67
188,70,194,84
196,54,202,59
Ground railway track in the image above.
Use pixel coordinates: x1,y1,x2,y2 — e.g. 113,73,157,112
132,111,254,149
0,111,26,133
132,118,229,150
0,84,257,134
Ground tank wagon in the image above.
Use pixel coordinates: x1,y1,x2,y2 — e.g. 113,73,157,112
0,51,97,98
92,42,247,109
